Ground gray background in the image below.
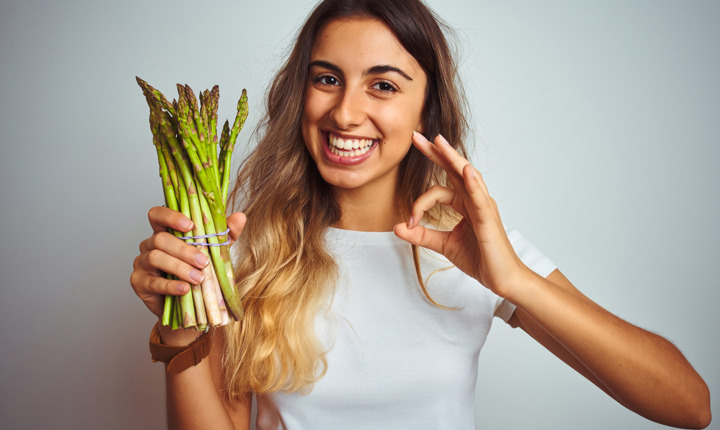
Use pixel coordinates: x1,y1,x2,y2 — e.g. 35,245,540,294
0,0,717,429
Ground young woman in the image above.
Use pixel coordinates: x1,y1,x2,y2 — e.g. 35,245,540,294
130,0,711,428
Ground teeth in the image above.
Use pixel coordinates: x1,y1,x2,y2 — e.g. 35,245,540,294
328,134,374,157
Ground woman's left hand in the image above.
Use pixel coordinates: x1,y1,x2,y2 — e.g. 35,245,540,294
396,133,713,427
394,132,531,299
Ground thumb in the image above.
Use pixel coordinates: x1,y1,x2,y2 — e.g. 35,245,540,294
393,222,447,255
226,212,247,242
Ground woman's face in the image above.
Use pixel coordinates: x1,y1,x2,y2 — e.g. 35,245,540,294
302,17,427,197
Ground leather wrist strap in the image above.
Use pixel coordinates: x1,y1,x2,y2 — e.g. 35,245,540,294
149,322,212,374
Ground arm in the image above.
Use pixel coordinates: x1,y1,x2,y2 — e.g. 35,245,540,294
394,132,711,429
508,269,710,428
131,207,251,429
164,327,251,429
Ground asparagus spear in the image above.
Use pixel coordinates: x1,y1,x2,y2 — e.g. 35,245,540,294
221,89,248,202
146,103,198,329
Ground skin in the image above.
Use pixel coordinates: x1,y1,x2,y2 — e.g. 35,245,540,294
130,17,711,430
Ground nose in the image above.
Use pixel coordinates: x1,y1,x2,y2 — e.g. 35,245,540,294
330,86,366,130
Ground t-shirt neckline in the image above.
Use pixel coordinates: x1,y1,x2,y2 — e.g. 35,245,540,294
325,226,406,246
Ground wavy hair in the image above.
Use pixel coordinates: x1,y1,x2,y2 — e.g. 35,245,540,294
224,0,469,397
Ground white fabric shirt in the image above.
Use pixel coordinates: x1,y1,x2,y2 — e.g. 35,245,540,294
256,228,556,430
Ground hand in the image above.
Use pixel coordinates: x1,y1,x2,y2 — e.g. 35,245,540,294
393,132,531,299
130,207,247,342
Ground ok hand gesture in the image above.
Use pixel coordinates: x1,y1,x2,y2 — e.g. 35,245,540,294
394,132,532,300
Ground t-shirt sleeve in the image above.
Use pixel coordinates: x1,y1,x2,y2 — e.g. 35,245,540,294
492,229,557,322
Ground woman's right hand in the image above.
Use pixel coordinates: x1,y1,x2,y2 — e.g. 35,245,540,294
130,206,247,343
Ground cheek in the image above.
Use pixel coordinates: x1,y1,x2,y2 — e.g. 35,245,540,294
379,102,423,138
301,92,318,147
302,89,326,123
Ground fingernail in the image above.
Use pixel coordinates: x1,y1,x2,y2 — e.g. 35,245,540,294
195,253,209,267
413,131,427,142
407,216,415,228
437,134,449,145
180,219,193,232
190,269,205,284
176,283,189,294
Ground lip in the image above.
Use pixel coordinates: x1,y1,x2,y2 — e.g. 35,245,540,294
322,131,379,166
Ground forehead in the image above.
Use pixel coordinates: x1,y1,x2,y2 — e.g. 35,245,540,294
311,17,423,75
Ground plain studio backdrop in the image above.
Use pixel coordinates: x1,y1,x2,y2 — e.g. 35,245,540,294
0,0,717,429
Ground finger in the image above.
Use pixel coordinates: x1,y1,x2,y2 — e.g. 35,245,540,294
432,134,474,180
412,131,455,175
419,133,492,200
462,164,497,227
407,185,457,228
226,212,247,243
393,222,450,256
139,231,210,270
138,247,207,285
462,162,490,196
412,132,467,191
131,268,190,298
131,271,190,317
148,206,194,234
147,274,191,297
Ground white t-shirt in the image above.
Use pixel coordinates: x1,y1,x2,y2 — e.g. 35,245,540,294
256,228,556,429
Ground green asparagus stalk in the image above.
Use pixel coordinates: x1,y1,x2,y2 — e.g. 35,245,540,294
221,90,248,202
146,103,198,329
205,87,221,187
218,120,231,181
174,170,209,327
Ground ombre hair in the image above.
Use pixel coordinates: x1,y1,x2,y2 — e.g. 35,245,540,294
224,0,469,397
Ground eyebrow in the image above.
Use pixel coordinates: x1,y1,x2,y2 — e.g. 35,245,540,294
309,60,414,81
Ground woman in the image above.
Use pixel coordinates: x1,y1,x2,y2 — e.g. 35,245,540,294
130,0,711,428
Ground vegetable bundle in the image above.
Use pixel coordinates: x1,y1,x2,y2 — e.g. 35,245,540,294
137,77,248,330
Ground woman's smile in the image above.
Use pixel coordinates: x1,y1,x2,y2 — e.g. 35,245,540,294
323,132,379,165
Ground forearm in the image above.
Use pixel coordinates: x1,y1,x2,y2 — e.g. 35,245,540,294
509,270,711,428
166,362,235,429
160,327,241,430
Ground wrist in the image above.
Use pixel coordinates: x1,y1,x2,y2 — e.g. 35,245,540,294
497,263,543,304
157,322,204,347
149,322,212,373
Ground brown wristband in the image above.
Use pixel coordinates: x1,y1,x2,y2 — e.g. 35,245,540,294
149,322,212,374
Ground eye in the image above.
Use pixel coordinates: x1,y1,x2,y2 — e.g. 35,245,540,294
371,80,398,93
313,74,340,86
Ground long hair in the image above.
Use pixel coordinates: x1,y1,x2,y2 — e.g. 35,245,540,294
224,0,469,397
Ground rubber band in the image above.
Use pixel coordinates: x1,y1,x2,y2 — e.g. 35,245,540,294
178,227,231,246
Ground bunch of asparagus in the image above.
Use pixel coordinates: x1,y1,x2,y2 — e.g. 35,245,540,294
137,77,247,330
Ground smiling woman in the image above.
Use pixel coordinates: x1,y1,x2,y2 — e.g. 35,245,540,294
128,0,712,429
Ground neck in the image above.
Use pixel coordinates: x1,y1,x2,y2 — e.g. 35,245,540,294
331,185,402,232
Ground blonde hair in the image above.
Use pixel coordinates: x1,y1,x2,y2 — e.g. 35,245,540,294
224,0,469,397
